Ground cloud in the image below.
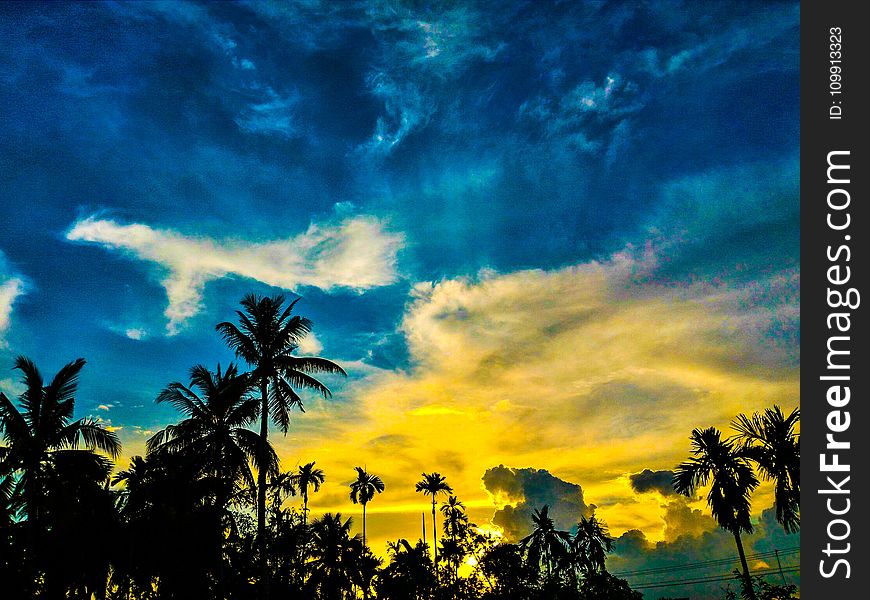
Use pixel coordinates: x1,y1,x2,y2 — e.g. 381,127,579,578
235,88,300,137
358,73,435,155
483,466,589,542
66,214,404,334
255,231,797,556
610,503,799,597
124,328,148,341
629,469,677,497
0,254,26,343
297,331,323,355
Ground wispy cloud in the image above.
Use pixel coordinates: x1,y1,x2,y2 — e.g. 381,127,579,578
67,215,404,334
235,88,301,138
358,73,434,155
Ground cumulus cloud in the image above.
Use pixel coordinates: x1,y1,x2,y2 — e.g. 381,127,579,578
66,215,404,334
630,469,677,497
483,465,589,541
610,503,799,597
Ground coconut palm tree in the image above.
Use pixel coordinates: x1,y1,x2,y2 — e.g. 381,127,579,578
216,293,346,594
0,356,120,592
519,505,570,577
570,514,613,575
295,461,326,525
415,472,453,566
307,512,362,600
349,466,385,549
147,362,277,515
673,427,760,600
732,405,800,533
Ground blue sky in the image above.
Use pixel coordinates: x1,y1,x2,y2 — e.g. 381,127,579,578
1,1,798,589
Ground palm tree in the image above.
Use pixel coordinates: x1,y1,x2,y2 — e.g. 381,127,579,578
732,405,800,533
415,472,453,566
673,427,760,600
439,495,468,581
295,461,326,525
570,515,614,575
0,357,120,590
349,466,385,549
147,363,276,515
216,293,346,593
307,512,362,600
519,505,570,577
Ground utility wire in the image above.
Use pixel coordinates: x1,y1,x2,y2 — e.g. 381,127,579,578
612,546,800,577
631,566,800,590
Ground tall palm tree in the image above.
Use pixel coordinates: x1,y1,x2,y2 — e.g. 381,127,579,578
673,427,760,600
415,472,453,566
295,461,326,525
570,515,614,575
519,505,570,577
216,293,346,592
732,405,800,533
0,357,120,589
349,466,385,549
147,363,276,515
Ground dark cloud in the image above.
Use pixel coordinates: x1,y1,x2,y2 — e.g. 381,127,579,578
630,469,677,497
482,466,588,542
610,503,800,598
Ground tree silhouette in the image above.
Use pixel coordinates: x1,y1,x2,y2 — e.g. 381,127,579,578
378,539,436,600
518,505,570,578
307,512,362,600
147,362,280,598
673,427,760,600
349,466,385,549
295,461,326,525
440,495,469,582
732,405,800,533
0,357,120,594
148,363,277,517
415,472,453,567
216,293,346,596
569,514,613,576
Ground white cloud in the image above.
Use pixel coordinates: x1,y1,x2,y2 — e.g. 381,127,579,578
0,255,26,343
296,331,323,355
66,215,404,335
124,328,148,340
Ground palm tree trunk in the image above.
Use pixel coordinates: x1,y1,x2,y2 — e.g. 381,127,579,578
432,498,438,569
733,530,757,600
217,456,226,600
362,502,369,600
259,381,270,600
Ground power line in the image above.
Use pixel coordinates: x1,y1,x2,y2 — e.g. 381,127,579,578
631,566,800,590
612,546,800,577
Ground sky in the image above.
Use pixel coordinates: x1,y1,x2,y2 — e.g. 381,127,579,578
1,1,799,596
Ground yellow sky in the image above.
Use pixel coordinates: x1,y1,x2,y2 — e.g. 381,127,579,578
119,243,799,557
